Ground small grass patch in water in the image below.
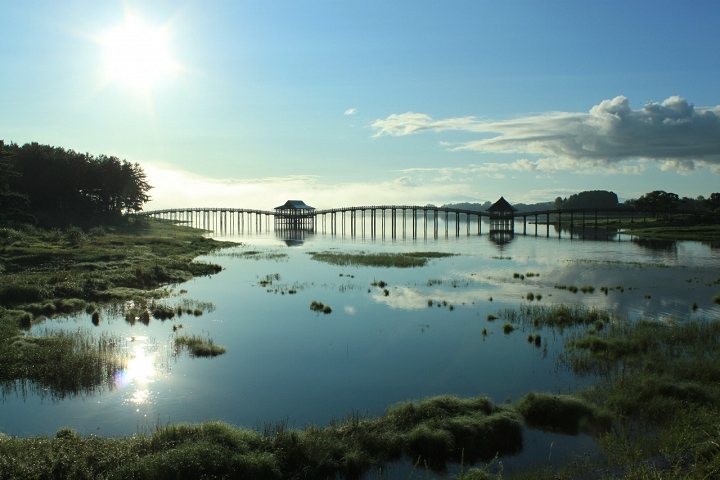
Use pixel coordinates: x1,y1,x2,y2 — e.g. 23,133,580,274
515,392,612,436
308,251,454,268
175,334,226,358
502,322,515,334
310,301,332,314
497,304,613,331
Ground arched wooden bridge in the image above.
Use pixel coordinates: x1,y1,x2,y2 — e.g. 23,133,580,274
139,205,661,239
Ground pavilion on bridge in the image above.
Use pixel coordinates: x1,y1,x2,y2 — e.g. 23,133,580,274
487,196,516,238
274,200,315,231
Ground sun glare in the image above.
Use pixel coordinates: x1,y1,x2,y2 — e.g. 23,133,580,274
103,16,177,90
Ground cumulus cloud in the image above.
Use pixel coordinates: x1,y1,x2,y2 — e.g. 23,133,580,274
344,108,357,115
371,96,720,169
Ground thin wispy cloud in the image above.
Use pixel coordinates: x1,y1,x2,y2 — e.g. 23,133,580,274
372,96,720,171
344,108,357,115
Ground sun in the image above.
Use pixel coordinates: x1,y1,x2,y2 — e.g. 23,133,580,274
102,16,177,90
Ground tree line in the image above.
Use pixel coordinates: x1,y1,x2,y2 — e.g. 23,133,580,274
444,189,720,214
0,141,151,227
553,189,720,213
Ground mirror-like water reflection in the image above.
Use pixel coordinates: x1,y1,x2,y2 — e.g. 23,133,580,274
3,219,719,473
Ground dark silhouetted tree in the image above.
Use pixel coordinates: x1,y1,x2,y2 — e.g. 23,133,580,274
554,190,619,209
0,141,33,224
633,190,680,212
6,142,152,226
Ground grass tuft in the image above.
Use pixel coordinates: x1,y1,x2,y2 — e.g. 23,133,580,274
516,392,612,436
175,334,226,357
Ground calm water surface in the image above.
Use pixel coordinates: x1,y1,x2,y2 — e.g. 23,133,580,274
2,220,719,472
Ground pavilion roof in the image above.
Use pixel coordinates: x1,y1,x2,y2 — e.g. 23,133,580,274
274,200,315,210
486,196,517,212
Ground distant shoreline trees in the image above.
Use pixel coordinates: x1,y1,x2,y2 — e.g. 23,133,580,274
0,141,152,227
444,189,720,215
554,190,618,210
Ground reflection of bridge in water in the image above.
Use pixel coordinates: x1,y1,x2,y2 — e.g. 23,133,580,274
139,204,657,240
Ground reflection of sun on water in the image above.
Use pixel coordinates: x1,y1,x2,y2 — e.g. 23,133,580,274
115,336,156,405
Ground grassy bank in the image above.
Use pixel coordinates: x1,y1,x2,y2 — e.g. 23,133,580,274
0,218,231,397
0,392,612,479
618,220,720,242
540,214,720,242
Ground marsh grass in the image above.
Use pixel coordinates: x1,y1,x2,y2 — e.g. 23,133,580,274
0,218,229,397
0,218,228,309
175,334,226,358
556,315,720,477
515,392,612,436
308,251,455,268
0,321,126,399
497,304,612,332
617,221,720,242
0,395,526,479
219,249,289,261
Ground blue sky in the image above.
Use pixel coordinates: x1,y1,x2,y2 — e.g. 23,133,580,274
2,1,719,209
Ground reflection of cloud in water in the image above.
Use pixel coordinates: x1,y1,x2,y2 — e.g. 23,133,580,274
373,286,491,310
344,306,356,315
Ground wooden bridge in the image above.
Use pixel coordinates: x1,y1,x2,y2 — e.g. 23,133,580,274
138,205,660,240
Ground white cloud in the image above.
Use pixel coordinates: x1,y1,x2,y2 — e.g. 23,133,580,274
344,108,357,115
371,96,720,171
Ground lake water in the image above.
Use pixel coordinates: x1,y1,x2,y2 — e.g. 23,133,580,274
3,219,720,473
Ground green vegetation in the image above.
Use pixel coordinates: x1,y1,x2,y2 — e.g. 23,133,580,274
497,303,611,332
1,141,152,227
552,317,720,478
308,250,455,268
515,392,611,436
0,319,126,399
0,395,526,479
0,218,230,397
310,301,332,314
218,249,289,261
618,221,720,241
175,334,226,358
